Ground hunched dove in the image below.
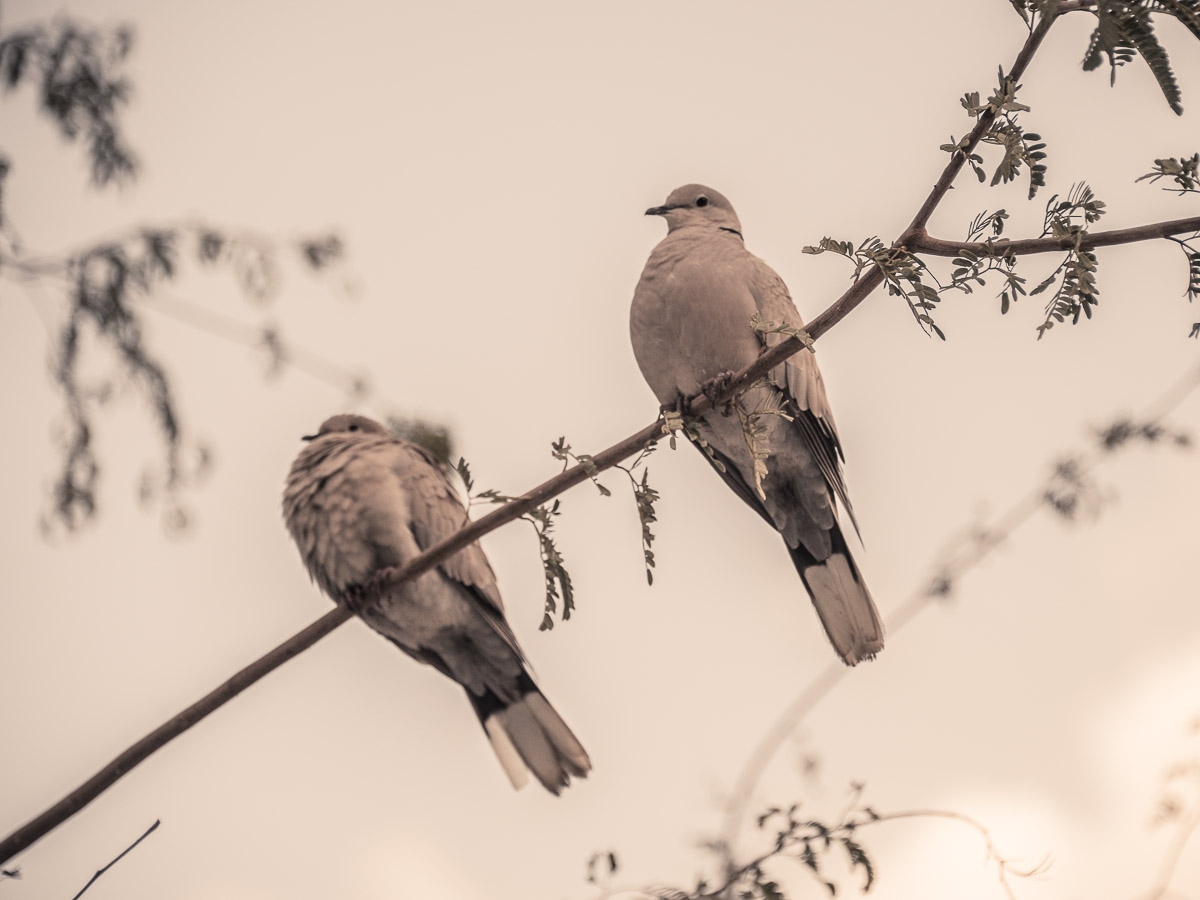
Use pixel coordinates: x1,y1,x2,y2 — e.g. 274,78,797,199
283,414,591,793
630,184,884,665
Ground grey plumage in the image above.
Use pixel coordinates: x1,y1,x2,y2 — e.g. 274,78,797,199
630,185,884,665
283,414,590,793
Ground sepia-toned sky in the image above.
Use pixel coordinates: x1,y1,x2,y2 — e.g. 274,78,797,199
2,1,1199,898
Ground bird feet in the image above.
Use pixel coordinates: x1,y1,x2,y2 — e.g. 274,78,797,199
700,371,738,416
341,583,368,615
343,568,395,615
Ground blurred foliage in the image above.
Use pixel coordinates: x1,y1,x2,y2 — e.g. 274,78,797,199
0,13,355,534
387,416,454,467
1079,0,1198,115
0,16,138,187
1008,1,1200,114
584,790,1047,900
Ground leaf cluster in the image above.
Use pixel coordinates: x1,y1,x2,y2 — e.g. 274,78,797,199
945,68,1047,199
554,436,663,587
1081,0,1200,115
621,446,661,586
734,386,795,501
1137,153,1200,193
455,456,575,631
607,799,880,900
662,408,727,473
750,311,815,351
1031,183,1107,338
803,236,949,338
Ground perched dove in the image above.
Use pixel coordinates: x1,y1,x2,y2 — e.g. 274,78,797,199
630,185,884,665
283,414,591,794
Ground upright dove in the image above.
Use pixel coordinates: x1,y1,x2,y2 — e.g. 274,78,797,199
283,414,590,793
630,184,883,665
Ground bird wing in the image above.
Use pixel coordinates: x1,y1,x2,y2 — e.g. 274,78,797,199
392,441,530,667
745,255,861,537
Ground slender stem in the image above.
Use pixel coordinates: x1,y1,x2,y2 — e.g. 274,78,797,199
910,216,1200,257
70,820,160,900
900,5,1062,241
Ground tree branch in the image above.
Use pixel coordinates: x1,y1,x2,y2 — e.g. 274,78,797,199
909,215,1200,258
900,4,1062,239
0,0,1110,866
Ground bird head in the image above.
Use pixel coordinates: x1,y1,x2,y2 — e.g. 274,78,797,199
301,414,388,442
645,184,742,236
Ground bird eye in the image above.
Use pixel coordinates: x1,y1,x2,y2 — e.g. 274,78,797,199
348,423,359,432
696,197,709,207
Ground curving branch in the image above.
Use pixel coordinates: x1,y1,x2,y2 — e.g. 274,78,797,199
908,215,1200,258
717,361,1200,861
0,0,1151,866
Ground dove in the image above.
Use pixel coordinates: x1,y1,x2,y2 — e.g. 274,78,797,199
283,414,590,793
630,184,883,665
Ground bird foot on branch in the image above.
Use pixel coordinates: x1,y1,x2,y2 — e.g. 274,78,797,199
701,371,738,416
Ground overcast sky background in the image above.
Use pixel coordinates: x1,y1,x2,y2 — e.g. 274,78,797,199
2,1,1200,898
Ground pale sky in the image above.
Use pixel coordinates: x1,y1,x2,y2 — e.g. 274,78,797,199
2,1,1199,898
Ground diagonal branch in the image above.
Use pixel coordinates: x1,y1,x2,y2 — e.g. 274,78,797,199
0,0,1099,866
909,215,1200,257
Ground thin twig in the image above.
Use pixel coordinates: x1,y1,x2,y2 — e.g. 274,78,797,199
870,808,1052,900
70,819,160,900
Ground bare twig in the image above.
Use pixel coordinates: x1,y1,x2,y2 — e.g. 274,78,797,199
870,808,1052,900
70,819,159,900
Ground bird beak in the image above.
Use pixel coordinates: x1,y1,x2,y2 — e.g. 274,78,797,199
645,204,676,217
301,433,319,442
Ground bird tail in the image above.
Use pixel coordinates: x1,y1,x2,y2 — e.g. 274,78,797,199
468,673,591,795
790,526,884,666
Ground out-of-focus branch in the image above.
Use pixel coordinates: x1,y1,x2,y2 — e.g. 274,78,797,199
1144,720,1200,900
908,216,1200,257
591,796,1046,900
2,219,349,533
718,362,1200,859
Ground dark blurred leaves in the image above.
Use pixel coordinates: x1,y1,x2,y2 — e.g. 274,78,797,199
0,17,138,187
